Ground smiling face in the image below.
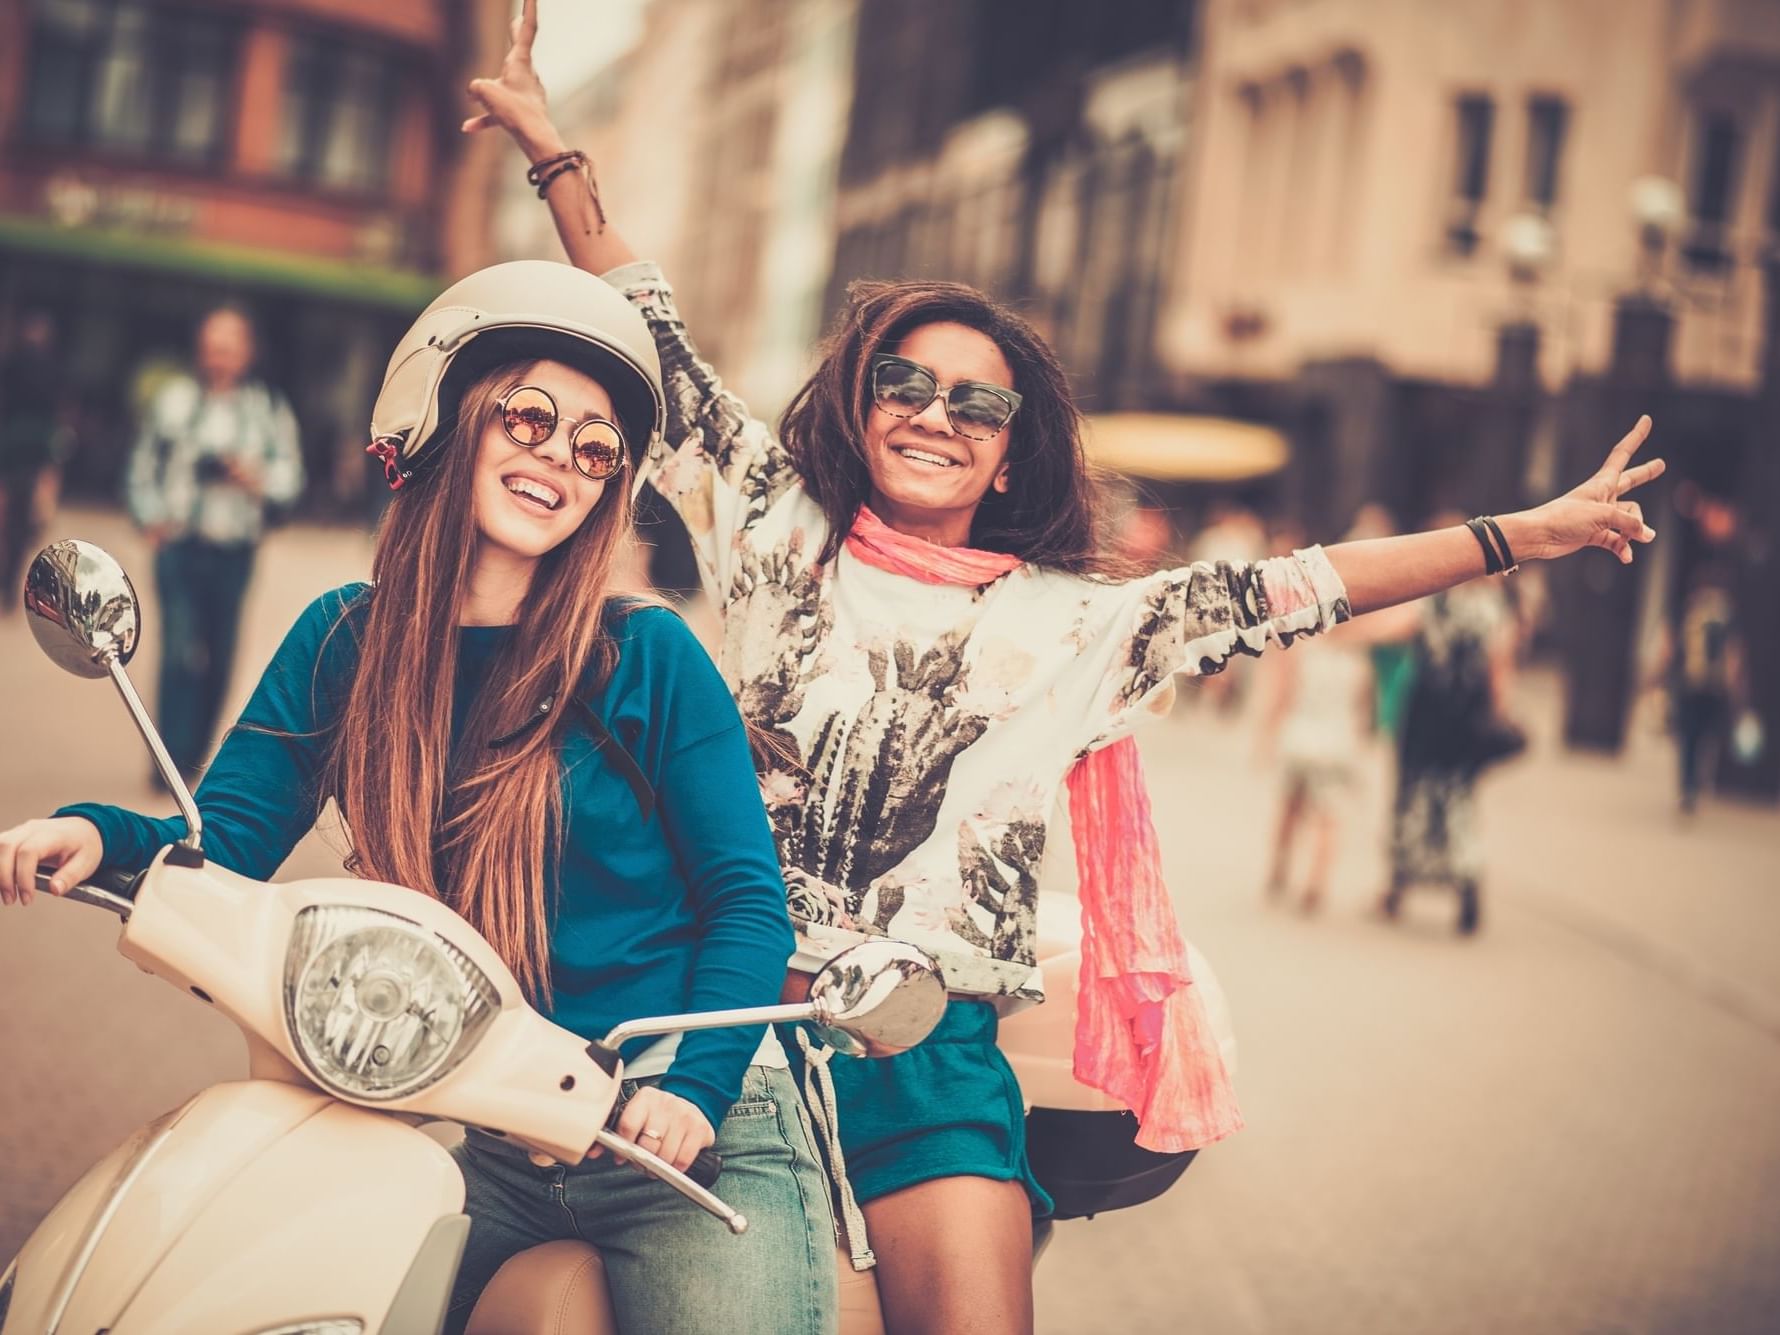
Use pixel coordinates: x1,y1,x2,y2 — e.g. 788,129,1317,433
862,321,1016,546
472,359,616,565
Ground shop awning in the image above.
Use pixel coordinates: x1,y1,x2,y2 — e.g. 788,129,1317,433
0,213,442,312
1084,413,1291,483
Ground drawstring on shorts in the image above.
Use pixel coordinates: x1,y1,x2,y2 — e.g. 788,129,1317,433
795,1027,875,1271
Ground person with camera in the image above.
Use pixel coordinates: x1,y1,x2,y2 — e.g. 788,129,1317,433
124,305,305,785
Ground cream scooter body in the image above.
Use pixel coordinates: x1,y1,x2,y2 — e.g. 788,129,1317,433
1,853,629,1335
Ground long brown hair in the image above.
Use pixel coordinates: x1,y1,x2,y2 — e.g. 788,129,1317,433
780,278,1113,573
326,359,634,1003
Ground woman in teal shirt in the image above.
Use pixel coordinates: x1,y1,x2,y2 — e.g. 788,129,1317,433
0,265,836,1334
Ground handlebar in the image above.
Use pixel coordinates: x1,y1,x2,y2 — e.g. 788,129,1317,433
593,1128,746,1234
32,868,139,919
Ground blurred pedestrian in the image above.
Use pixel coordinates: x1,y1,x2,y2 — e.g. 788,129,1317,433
1381,553,1521,936
1670,559,1745,815
125,306,304,782
1261,628,1372,913
0,311,69,609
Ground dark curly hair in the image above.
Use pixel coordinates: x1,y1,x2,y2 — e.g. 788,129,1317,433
779,278,1114,574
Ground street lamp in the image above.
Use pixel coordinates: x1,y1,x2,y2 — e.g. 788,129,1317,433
1500,210,1555,287
1629,175,1685,292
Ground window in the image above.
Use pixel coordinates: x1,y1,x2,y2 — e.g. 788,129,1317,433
1684,113,1742,271
1445,94,1494,256
1524,96,1568,212
21,0,237,166
1454,96,1495,203
277,37,401,193
1768,135,1780,238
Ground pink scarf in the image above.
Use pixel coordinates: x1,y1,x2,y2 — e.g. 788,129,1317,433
845,506,1242,1152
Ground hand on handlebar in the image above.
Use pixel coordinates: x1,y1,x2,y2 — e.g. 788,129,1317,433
594,1085,715,1175
0,816,103,906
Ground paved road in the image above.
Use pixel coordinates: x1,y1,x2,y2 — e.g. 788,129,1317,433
2,509,1777,1333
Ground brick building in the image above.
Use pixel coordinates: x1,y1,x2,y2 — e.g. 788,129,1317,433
0,0,509,512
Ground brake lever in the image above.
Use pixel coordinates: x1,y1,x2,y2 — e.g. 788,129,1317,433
591,1127,747,1235
32,871,136,919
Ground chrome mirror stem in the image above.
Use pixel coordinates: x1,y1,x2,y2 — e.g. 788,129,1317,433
104,652,202,855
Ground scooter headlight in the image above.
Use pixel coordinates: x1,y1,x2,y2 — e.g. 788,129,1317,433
283,905,499,1101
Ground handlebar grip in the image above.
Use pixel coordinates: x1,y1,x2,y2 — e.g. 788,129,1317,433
87,866,144,899
688,1150,723,1189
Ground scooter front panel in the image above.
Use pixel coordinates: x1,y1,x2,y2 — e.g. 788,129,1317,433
9,1081,464,1335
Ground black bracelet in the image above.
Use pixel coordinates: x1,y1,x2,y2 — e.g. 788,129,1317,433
1481,516,1519,574
1465,517,1503,575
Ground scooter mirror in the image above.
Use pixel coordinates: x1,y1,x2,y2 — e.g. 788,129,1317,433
22,539,203,857
24,539,141,679
807,940,948,1058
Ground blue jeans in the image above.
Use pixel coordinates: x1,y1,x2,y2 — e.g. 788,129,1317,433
152,537,255,775
444,1067,837,1335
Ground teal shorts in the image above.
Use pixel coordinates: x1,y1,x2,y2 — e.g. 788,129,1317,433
793,998,1053,1217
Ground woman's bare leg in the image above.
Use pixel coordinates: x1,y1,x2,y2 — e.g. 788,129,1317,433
1301,804,1338,911
863,1175,1034,1335
1266,781,1305,898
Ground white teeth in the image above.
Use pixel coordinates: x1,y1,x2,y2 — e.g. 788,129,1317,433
505,477,561,509
896,448,959,468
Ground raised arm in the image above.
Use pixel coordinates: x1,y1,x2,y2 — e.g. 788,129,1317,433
1074,416,1663,752
464,0,799,596
463,1,636,277
1326,416,1661,614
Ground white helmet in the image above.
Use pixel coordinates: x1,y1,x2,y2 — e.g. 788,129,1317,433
367,260,665,495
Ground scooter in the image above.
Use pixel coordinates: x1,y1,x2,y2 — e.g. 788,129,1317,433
0,540,948,1335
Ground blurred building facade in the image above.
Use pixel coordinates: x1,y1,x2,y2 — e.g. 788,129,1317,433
830,0,1196,416
1162,0,1780,786
0,0,509,512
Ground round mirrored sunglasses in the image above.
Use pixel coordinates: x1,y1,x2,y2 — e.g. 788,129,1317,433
497,384,628,482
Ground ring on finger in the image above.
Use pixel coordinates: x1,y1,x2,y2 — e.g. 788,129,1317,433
641,1127,663,1141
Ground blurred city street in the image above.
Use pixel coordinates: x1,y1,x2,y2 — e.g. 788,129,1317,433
2,510,1776,1333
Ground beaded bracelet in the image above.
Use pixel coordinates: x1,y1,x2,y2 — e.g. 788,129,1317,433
525,149,583,186
525,149,609,226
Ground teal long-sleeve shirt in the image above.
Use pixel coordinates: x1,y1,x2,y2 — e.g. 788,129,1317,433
59,585,794,1130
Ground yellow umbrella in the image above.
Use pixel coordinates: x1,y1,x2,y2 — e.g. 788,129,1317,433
1083,413,1290,483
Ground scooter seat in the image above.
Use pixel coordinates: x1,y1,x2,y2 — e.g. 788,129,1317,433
465,1240,617,1335
465,1241,879,1333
